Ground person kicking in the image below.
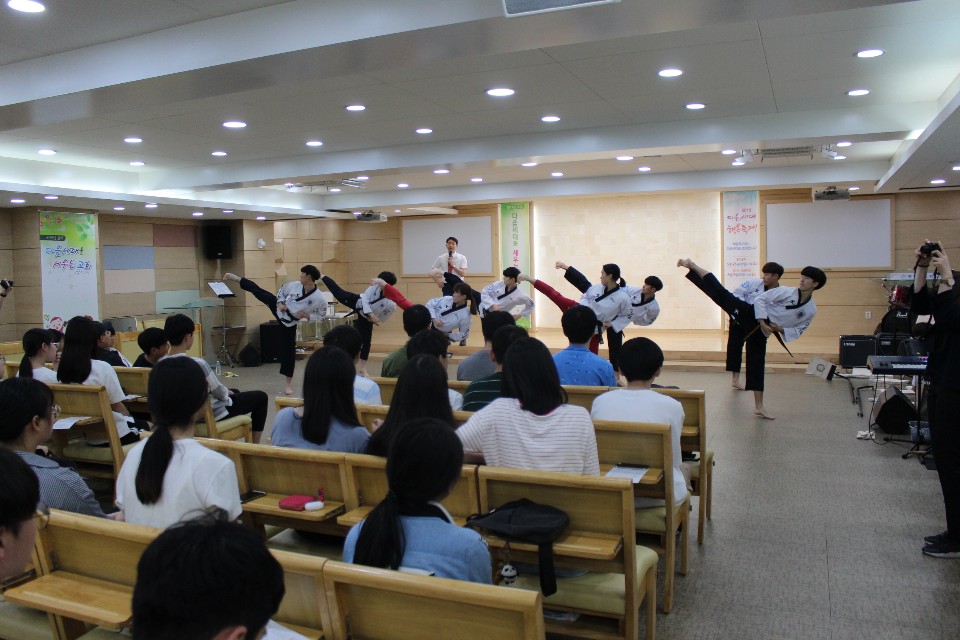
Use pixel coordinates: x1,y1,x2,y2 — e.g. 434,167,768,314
677,257,825,419
727,262,783,390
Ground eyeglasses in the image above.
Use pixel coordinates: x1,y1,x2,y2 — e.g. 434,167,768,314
35,502,50,530
51,404,61,420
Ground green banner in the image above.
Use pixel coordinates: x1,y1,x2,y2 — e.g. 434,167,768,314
499,202,531,328
40,212,99,330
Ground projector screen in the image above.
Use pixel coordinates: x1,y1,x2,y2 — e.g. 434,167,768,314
401,216,494,276
765,200,892,269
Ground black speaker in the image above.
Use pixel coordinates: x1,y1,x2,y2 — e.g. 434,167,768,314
870,386,915,434
238,343,261,367
203,225,233,260
259,321,285,363
839,335,875,368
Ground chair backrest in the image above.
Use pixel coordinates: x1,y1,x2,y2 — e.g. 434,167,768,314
369,377,396,404
592,419,676,508
270,550,329,638
4,359,22,379
47,383,127,478
113,366,151,396
562,384,608,410
654,388,706,455
321,559,545,640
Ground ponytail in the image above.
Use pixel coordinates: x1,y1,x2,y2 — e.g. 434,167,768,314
452,282,476,315
19,328,54,378
135,424,174,504
619,277,627,288
352,490,406,570
19,355,33,378
602,263,624,289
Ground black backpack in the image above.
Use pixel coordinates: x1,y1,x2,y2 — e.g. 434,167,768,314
467,499,569,595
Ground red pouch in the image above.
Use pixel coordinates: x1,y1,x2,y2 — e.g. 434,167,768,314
278,495,314,511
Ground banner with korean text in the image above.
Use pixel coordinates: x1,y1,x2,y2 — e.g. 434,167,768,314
721,191,760,290
39,212,99,331
499,202,532,328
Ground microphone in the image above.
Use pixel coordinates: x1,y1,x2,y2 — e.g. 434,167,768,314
449,250,453,258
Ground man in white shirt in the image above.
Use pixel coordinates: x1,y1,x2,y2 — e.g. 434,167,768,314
431,237,468,295
478,267,535,319
726,262,783,390
322,324,382,405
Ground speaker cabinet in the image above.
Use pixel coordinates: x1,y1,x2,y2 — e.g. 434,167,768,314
870,386,915,434
839,335,875,368
259,321,285,363
202,225,233,260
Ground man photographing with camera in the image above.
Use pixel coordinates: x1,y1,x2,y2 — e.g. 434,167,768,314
911,239,960,559
0,279,12,315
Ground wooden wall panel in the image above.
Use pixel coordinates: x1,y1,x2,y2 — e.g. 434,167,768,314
100,221,153,246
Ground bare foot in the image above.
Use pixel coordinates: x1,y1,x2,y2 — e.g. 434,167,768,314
555,261,568,271
754,408,775,420
283,387,295,396
676,258,692,269
223,273,241,282
517,273,535,284
732,383,746,390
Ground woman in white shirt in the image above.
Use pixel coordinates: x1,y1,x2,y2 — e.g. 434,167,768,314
17,328,59,383
116,357,241,528
425,282,476,344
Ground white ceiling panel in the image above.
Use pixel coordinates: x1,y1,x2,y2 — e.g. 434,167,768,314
460,100,633,135
772,69,957,113
365,49,558,84
172,0,295,18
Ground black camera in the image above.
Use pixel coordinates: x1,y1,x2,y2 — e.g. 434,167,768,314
919,242,942,257
0,279,13,291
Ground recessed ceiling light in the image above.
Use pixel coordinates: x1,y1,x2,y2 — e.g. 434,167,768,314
434,169,450,174
470,177,483,183
222,210,233,214
856,49,884,58
952,164,960,171
931,179,946,185
114,206,125,211
123,137,142,144
7,1,45,13
848,186,861,191
658,68,683,78
256,216,267,221
37,148,56,155
145,203,157,209
211,151,227,157
486,88,515,97
10,198,25,204
397,183,409,189
521,162,538,167
686,103,706,110
637,166,652,172
846,89,870,96
541,115,560,123
345,105,366,112
44,195,58,200
192,211,204,217
616,156,634,161
415,128,433,134
394,209,402,213
355,176,369,181
721,149,737,155
329,188,341,193
222,121,247,128
732,160,745,166
305,140,323,147
129,161,145,166
551,172,564,177
836,141,852,147
832,155,847,160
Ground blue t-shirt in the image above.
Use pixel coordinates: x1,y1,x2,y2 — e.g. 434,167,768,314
553,344,617,386
270,407,370,453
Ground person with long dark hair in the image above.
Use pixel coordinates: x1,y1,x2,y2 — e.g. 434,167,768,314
365,355,455,457
270,346,369,453
56,316,142,445
457,337,599,474
115,357,241,528
18,328,59,383
1,377,110,518
0,447,38,581
344,418,490,583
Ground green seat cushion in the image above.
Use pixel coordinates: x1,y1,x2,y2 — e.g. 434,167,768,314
0,599,56,640
214,415,251,435
635,505,667,533
62,441,138,463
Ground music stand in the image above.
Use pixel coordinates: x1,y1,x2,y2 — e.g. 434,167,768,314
207,282,242,368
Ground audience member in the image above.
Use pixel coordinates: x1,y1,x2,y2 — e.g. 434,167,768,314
345,418,490,583
322,324,381,404
132,512,285,640
57,316,142,445
381,304,432,378
462,325,528,412
163,314,268,443
94,320,132,367
1,377,112,518
456,311,515,381
116,357,241,528
0,447,39,582
133,327,169,368
457,338,599,474
407,329,463,410
591,337,688,506
271,346,370,453
365,355,455,457
553,305,617,387
18,328,59,383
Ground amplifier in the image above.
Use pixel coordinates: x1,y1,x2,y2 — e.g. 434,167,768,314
839,335,875,368
259,321,287,363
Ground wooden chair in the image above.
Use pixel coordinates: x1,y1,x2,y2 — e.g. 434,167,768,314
477,466,658,640
112,366,150,396
594,419,689,613
270,551,330,639
47,383,137,480
563,384,609,411
354,403,474,431
321,559,545,640
3,359,21,379
194,398,253,442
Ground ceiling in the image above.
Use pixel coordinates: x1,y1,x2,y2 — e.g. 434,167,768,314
1,0,959,222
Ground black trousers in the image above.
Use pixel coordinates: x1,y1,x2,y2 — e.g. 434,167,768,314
225,389,269,433
442,272,482,311
686,270,768,392
564,265,625,371
320,276,376,361
726,318,747,373
240,278,297,378
928,383,960,542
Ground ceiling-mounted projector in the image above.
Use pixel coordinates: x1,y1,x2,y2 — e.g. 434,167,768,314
355,210,387,223
813,186,850,201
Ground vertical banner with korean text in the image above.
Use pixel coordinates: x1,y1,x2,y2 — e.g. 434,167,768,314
39,212,99,330
721,191,760,290
499,202,532,328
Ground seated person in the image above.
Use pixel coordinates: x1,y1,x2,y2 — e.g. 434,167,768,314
17,328,59,383
270,347,370,454
133,327,169,368
553,305,617,387
322,324,381,405
381,305,432,378
116,357,242,529
132,512,285,640
591,337,689,507
456,311,514,381
1,377,112,518
406,330,463,410
93,320,132,367
462,325,528,412
0,447,39,581
163,314,268,443
457,338,599,475
365,355,455,457
344,418,491,583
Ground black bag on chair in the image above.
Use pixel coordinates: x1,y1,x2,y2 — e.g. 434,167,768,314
467,499,569,596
